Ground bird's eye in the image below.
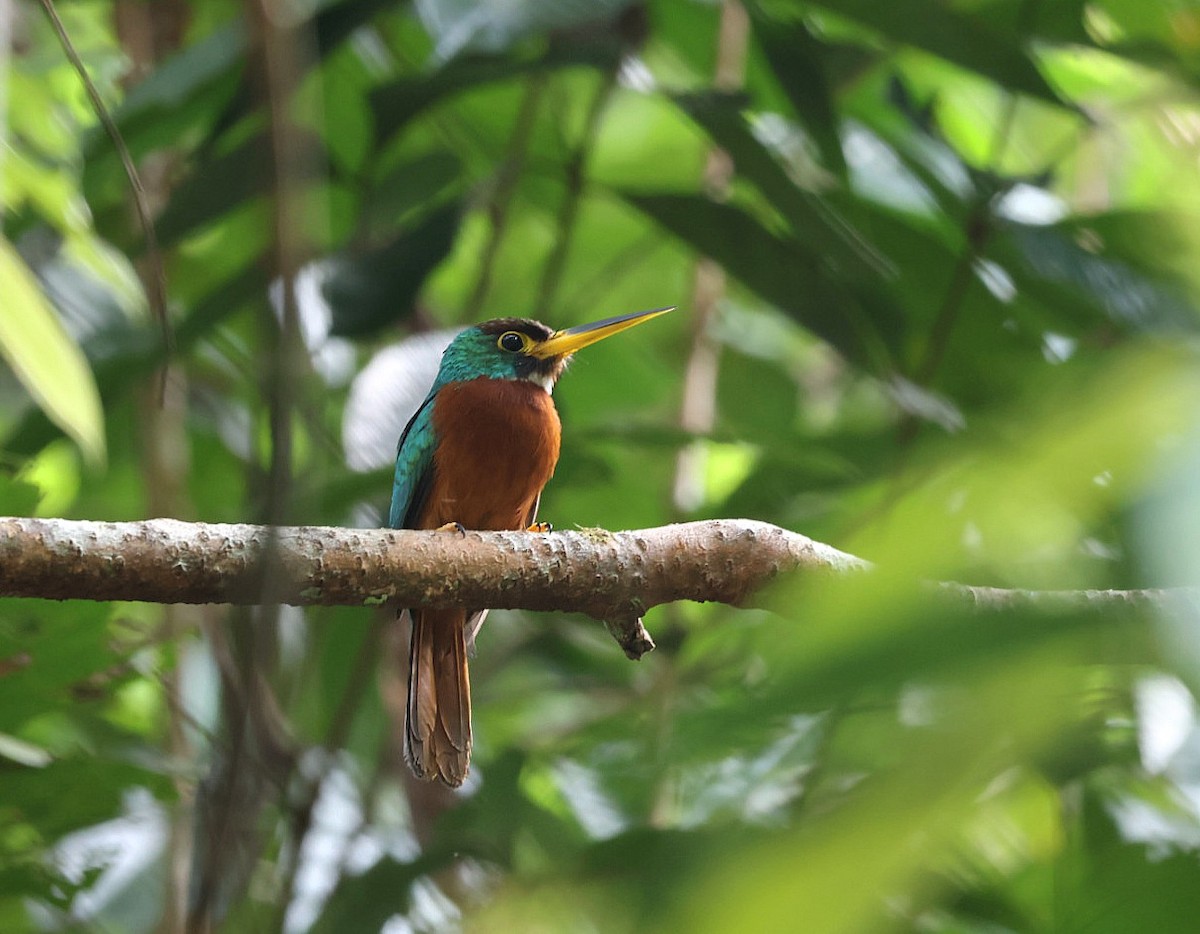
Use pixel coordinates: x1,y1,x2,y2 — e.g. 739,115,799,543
498,331,526,353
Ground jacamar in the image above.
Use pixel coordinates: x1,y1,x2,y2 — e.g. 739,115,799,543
390,306,673,786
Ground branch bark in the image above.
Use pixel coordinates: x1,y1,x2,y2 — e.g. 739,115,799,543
0,517,858,658
0,517,1188,661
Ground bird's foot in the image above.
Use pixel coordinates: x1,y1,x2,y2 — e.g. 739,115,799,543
526,521,553,533
436,521,467,536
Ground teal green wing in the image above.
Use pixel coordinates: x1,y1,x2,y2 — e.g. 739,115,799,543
389,394,438,529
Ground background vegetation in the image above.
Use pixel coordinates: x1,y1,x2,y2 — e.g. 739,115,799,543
4,0,1200,930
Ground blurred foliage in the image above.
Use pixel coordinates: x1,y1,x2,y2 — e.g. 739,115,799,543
3,0,1200,931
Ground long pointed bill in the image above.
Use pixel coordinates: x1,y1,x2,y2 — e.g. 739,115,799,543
529,306,675,359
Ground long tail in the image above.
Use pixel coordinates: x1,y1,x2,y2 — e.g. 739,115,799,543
404,607,472,786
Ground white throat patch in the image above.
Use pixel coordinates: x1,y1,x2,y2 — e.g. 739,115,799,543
526,372,554,394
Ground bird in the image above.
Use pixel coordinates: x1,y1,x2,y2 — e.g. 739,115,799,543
389,306,674,786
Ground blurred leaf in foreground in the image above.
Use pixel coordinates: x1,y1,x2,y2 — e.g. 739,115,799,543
0,237,105,467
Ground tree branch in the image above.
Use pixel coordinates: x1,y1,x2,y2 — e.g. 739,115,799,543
0,517,1187,661
0,517,856,658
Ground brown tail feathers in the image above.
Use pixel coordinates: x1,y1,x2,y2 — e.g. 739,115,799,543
404,607,472,786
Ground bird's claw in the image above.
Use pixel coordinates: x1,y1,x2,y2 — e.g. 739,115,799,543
436,521,467,537
527,521,553,533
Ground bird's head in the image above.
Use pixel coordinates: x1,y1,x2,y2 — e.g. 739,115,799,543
435,306,674,393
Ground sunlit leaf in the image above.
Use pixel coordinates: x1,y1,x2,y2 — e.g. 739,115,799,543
624,192,903,368
0,237,105,466
747,11,847,176
782,0,1069,105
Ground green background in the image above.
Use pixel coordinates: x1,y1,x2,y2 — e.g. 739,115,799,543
3,0,1200,930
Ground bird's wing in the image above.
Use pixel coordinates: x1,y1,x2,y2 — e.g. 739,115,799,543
389,394,438,529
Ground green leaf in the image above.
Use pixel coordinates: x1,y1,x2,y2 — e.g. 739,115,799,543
155,130,328,246
312,0,398,58
786,0,1068,105
671,93,889,279
370,42,621,143
997,215,1200,335
113,21,247,120
3,264,264,459
0,237,105,466
0,600,117,730
746,14,848,176
624,192,903,368
309,858,427,934
1058,792,1200,933
322,200,464,336
365,151,463,232
1,757,168,839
